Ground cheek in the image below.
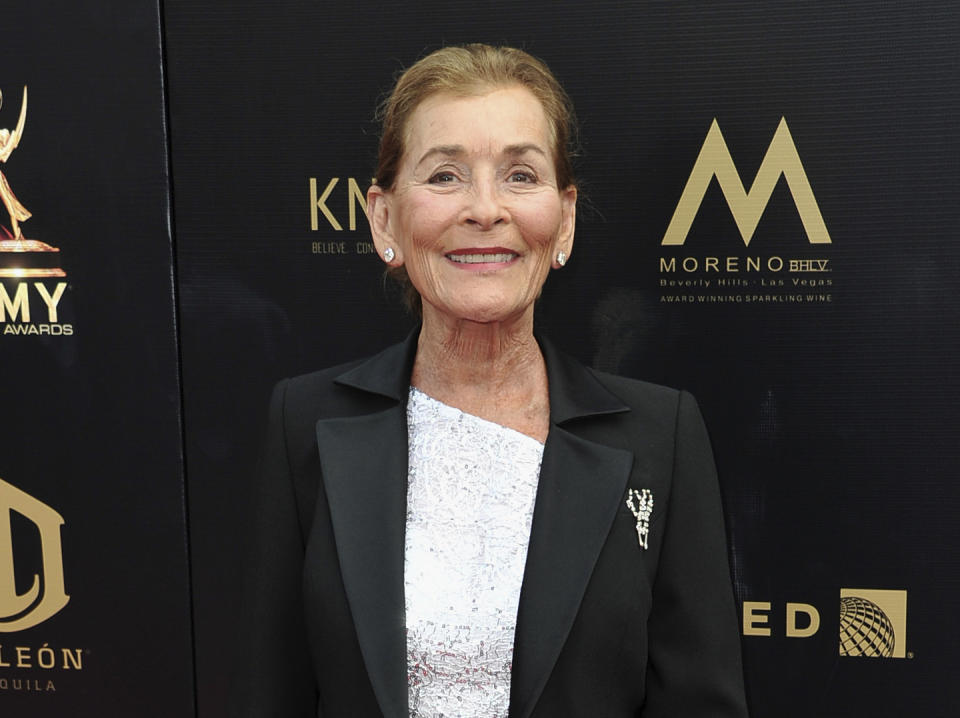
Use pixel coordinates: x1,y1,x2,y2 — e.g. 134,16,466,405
396,206,451,292
397,200,455,253
514,203,564,249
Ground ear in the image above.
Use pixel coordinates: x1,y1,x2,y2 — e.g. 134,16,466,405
366,183,403,265
553,185,577,268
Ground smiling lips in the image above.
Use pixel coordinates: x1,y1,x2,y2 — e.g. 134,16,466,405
446,248,518,265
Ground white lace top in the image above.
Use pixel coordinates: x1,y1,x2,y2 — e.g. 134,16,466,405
404,387,544,718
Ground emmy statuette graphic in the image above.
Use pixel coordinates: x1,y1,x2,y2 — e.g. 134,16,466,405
0,85,65,278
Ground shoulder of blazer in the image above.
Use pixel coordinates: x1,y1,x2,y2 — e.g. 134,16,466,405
542,339,686,445
582,366,682,422
258,337,414,551
278,333,418,428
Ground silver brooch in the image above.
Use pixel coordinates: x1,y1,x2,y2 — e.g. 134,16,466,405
625,488,654,549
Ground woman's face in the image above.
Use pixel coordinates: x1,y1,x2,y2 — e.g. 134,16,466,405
368,86,576,326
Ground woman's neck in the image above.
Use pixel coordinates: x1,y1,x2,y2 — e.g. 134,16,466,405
411,307,550,441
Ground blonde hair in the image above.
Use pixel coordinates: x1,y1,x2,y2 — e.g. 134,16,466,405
376,43,577,190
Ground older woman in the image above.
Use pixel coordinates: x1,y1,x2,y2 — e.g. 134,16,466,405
235,44,747,718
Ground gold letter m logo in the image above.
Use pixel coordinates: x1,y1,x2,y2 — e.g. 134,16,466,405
662,118,830,247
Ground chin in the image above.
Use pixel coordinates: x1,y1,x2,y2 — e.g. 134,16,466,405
451,303,529,325
427,290,535,326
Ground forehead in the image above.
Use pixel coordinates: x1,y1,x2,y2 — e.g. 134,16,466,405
403,86,552,160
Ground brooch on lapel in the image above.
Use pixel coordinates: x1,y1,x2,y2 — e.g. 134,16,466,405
625,488,654,549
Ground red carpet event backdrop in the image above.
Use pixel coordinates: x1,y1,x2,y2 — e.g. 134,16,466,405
1,1,957,716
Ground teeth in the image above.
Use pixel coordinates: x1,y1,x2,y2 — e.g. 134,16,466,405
448,253,515,264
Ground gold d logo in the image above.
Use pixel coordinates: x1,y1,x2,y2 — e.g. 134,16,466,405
0,477,69,631
662,118,830,247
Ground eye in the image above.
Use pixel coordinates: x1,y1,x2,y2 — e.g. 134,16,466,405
507,168,537,184
428,170,459,184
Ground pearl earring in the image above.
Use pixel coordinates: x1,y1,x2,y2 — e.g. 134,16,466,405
383,247,395,262
556,251,567,267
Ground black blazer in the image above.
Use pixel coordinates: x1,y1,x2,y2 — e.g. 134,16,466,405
233,330,748,718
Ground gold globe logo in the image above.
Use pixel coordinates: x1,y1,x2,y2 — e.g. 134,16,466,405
839,596,895,657
838,588,907,659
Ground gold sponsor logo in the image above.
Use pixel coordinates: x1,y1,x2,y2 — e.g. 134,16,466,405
0,677,57,692
742,601,821,638
307,177,378,257
839,588,907,658
309,177,371,232
0,83,74,335
662,117,830,247
0,643,82,670
0,478,69,632
0,280,72,335
0,641,84,694
0,85,65,278
742,589,910,659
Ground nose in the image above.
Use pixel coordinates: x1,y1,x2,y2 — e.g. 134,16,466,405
462,178,508,229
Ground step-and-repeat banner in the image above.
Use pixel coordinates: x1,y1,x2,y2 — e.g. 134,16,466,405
0,1,193,716
4,1,958,716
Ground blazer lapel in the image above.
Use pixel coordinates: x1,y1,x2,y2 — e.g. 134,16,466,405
509,338,634,718
315,332,419,718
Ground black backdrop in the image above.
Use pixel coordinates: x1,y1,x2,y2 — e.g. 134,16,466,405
2,1,958,716
0,1,192,716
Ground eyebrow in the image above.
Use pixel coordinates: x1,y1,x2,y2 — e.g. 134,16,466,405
503,143,548,159
415,145,465,168
415,142,548,169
